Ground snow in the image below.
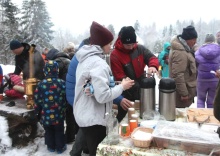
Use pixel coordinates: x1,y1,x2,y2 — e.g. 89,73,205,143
0,64,15,76
0,65,197,156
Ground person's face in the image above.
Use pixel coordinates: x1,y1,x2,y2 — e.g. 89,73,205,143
123,43,135,50
102,42,112,54
68,48,74,53
186,38,197,48
216,32,220,45
167,46,171,51
12,47,23,55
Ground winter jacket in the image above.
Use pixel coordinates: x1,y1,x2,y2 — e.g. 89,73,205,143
74,45,124,127
14,43,45,80
66,55,78,106
46,49,71,81
158,42,171,77
195,43,220,81
34,60,66,126
4,74,24,98
110,39,159,100
111,39,159,80
66,53,123,107
169,35,197,107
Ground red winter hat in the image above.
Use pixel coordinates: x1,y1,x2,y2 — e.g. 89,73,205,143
90,21,114,47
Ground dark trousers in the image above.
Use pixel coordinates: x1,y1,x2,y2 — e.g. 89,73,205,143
81,125,106,156
70,128,87,156
44,122,65,151
65,104,79,143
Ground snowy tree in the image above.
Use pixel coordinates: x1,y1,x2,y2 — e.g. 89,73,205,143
20,0,54,48
0,0,20,64
107,24,115,37
153,39,163,54
134,20,140,35
51,28,89,51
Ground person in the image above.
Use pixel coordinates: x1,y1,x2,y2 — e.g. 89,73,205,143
46,48,75,144
67,31,130,156
158,42,171,78
0,65,3,96
46,48,71,80
73,21,134,156
4,73,25,100
63,42,75,59
216,31,220,45
78,37,90,49
0,66,3,102
42,47,49,62
9,40,45,80
110,26,159,122
34,60,67,154
195,34,220,108
169,25,198,108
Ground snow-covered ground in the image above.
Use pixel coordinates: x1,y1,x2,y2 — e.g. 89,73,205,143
0,64,197,156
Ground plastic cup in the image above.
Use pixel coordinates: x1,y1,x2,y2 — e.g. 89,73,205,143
120,123,130,137
129,119,138,132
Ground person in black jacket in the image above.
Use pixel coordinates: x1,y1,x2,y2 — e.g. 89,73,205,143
9,40,45,80
46,48,76,144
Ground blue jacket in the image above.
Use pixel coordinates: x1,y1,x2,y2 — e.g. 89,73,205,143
66,54,123,107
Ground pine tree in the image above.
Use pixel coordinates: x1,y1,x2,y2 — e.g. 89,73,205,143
20,0,54,48
107,24,115,37
134,20,140,35
0,0,20,64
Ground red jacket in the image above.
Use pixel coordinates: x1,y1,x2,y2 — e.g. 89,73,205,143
110,39,159,81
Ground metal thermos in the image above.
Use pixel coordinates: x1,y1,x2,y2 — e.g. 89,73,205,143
140,76,156,118
159,78,176,121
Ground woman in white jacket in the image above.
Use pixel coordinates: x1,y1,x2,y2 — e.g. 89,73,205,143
73,21,134,156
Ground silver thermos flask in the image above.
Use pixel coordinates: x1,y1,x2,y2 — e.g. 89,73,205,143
140,75,156,118
159,78,176,121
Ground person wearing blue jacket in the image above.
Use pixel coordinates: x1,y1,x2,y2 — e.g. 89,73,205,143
158,42,171,78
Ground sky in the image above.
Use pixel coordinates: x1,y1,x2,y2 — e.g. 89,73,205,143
11,0,220,35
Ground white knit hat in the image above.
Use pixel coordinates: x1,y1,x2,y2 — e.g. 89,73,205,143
66,42,75,49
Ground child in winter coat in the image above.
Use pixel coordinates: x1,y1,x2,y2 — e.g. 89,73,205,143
34,60,66,154
4,73,24,99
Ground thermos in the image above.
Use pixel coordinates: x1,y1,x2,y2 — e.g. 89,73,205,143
140,75,156,118
159,78,176,121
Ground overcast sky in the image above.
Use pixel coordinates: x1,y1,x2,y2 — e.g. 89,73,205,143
12,0,220,35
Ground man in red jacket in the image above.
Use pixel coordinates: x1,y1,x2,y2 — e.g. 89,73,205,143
110,26,159,122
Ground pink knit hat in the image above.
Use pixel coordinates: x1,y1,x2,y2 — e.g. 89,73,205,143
10,74,22,85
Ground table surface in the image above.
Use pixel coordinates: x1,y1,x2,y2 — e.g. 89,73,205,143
97,109,215,156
